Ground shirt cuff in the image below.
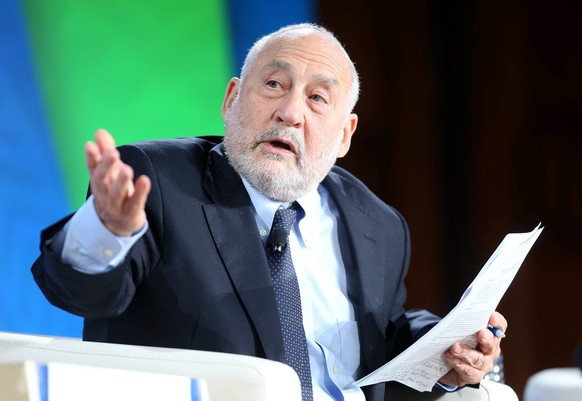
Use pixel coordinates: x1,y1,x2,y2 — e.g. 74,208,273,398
435,381,459,392
61,195,148,274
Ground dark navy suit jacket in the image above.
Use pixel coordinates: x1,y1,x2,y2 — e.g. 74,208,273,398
32,136,439,401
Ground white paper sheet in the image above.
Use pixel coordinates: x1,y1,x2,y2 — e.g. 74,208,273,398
354,224,543,392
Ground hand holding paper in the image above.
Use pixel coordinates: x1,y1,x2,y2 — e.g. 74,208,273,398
440,310,507,387
354,224,543,392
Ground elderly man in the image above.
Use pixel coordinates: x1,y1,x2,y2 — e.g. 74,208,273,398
32,23,506,401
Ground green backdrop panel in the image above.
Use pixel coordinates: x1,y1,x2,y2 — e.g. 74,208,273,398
24,0,233,208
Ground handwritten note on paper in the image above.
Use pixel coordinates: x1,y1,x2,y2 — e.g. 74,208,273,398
354,224,544,392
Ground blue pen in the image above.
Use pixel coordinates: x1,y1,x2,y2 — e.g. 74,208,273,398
487,325,506,338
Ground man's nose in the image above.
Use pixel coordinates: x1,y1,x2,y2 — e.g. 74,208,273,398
274,91,305,128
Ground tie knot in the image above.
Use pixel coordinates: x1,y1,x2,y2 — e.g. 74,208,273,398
267,202,302,254
271,202,302,234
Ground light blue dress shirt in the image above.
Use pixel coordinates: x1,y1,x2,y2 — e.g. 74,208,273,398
240,179,364,401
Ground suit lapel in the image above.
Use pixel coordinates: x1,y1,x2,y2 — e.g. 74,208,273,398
200,148,390,368
323,171,388,371
324,172,387,321
201,144,285,362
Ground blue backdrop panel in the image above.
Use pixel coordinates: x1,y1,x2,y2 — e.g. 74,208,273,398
227,0,315,74
0,0,82,336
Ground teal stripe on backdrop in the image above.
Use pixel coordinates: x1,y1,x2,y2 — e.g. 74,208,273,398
1,0,314,338
0,0,81,336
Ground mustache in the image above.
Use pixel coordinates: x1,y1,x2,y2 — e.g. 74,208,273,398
253,128,304,157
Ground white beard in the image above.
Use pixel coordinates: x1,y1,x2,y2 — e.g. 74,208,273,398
223,98,342,202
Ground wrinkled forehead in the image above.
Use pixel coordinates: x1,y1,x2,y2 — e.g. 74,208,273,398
248,33,353,89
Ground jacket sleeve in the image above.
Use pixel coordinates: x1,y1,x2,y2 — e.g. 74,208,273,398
31,144,164,318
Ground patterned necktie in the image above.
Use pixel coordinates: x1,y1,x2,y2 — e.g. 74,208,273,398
266,202,313,401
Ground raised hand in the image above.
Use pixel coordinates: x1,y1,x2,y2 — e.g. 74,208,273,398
84,129,151,237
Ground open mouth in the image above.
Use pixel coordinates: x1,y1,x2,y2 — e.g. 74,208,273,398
263,138,297,155
270,140,292,151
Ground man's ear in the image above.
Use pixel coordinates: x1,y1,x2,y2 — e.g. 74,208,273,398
337,113,358,158
221,77,240,119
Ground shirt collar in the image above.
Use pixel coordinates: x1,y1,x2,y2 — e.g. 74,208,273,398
240,177,323,232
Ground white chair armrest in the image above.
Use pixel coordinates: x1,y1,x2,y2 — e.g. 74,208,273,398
0,332,301,401
387,380,519,401
523,368,582,401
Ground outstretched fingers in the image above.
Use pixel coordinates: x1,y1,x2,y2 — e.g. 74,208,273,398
85,129,151,236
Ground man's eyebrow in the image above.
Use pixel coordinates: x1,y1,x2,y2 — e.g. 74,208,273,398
312,73,339,89
265,60,340,88
265,59,293,73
